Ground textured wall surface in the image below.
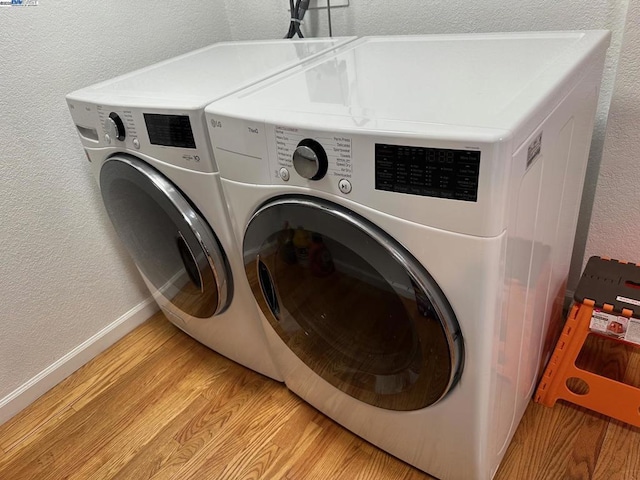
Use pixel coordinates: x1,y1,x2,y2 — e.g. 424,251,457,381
0,2,229,402
226,0,631,296
585,0,640,264
226,0,626,40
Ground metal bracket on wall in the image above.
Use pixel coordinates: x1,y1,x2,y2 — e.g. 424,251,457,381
287,0,349,10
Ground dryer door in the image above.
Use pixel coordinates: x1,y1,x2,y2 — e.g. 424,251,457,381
244,195,464,411
99,154,230,319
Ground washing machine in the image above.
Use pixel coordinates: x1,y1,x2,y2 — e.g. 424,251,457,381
204,31,610,478
66,37,355,381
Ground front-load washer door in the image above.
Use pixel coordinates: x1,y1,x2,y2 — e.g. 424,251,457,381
99,154,231,319
244,195,464,411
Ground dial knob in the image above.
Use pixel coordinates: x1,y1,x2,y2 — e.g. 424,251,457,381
105,112,126,141
292,139,328,180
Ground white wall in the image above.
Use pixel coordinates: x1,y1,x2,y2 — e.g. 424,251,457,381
585,0,640,264
0,1,229,422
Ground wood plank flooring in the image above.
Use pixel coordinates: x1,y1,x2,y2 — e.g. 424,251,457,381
1,311,639,479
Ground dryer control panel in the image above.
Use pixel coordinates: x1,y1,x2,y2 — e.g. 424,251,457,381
206,112,511,237
374,144,481,202
66,99,215,173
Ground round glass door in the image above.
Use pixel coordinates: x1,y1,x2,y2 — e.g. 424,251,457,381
99,154,230,319
244,195,464,411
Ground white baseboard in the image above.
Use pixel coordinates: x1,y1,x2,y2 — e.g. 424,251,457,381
0,298,159,426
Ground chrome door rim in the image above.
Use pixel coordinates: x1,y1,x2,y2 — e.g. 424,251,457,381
102,154,230,316
245,194,464,406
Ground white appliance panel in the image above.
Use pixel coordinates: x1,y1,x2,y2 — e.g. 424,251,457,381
68,38,355,109
67,37,357,382
203,31,610,479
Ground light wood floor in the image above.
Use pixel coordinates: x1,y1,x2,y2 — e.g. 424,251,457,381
1,311,639,479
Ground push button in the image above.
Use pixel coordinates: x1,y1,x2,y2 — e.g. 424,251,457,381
338,178,352,194
279,167,290,181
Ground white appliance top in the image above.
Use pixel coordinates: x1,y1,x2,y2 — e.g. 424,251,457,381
206,31,610,136
67,37,355,109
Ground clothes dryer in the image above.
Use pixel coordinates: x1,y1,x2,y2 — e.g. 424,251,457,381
205,32,610,478
67,37,354,381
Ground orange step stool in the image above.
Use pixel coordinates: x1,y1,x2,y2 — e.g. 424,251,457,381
535,256,640,426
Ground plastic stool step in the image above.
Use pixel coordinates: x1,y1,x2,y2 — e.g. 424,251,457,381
575,256,640,318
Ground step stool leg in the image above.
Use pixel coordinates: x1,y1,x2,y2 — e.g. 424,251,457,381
535,302,593,406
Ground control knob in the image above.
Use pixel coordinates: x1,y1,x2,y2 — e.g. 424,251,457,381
292,139,328,181
105,112,126,141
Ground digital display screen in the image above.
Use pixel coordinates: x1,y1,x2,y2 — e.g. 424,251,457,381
375,143,481,202
144,114,196,149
